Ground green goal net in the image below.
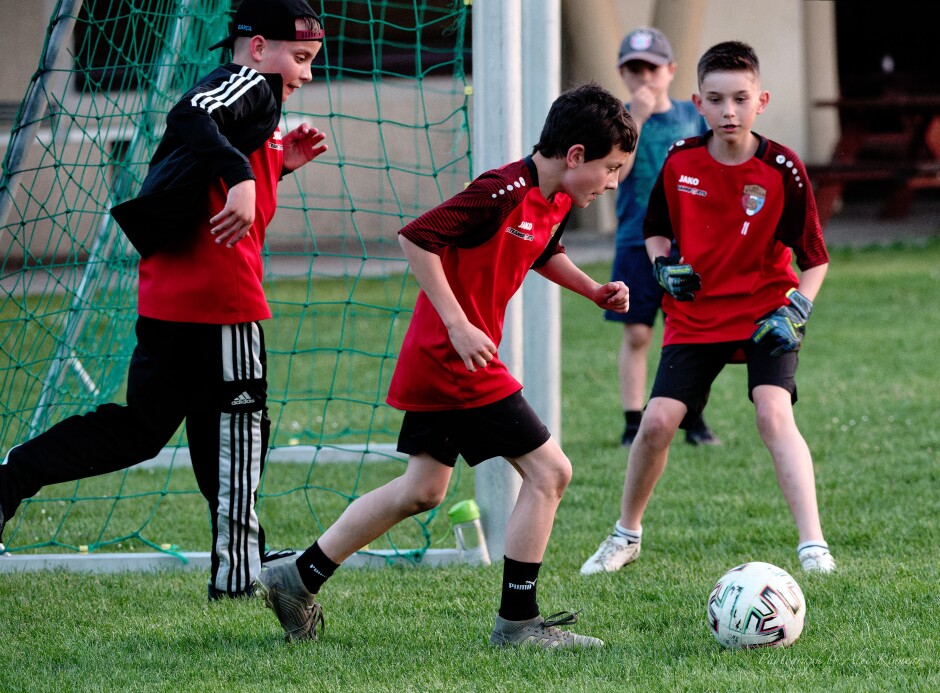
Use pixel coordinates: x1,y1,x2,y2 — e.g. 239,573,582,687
0,0,473,564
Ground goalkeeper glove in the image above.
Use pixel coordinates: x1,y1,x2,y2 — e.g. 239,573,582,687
751,288,814,357
653,255,701,301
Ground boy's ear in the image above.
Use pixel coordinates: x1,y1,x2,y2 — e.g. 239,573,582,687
248,35,267,63
756,90,770,114
692,92,704,114
566,144,585,168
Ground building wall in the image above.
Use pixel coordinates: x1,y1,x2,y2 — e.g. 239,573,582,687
1,0,842,260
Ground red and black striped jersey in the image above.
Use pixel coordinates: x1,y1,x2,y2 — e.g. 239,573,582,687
387,157,570,411
644,133,829,345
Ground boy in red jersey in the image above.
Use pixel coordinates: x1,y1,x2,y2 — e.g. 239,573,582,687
0,0,329,600
255,82,638,648
581,41,836,577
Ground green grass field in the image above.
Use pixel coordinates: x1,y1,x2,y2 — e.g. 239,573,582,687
2,240,939,692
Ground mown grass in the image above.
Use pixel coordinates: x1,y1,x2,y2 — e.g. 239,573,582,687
1,240,939,692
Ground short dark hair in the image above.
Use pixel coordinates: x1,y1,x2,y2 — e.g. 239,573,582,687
697,41,760,86
533,82,637,161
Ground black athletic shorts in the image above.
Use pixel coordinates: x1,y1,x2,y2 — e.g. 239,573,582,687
396,390,551,467
650,340,799,428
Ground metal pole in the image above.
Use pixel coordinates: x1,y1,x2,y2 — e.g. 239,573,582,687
521,0,562,439
0,0,83,234
472,0,523,563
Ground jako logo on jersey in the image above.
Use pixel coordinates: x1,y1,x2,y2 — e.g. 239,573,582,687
268,128,283,151
677,173,706,197
506,227,534,241
742,184,767,216
518,221,533,231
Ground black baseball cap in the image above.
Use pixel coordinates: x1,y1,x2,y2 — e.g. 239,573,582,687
209,0,325,51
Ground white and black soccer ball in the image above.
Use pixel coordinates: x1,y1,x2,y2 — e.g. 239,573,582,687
707,561,806,649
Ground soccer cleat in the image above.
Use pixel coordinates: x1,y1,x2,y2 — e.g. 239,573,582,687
489,611,603,649
685,418,720,446
262,548,298,564
207,583,256,601
799,547,836,573
580,533,641,575
254,561,325,642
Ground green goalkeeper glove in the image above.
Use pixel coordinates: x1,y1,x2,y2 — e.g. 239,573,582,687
751,288,814,357
653,256,701,302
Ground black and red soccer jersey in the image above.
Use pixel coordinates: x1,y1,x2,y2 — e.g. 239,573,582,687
136,64,284,324
387,157,569,411
137,130,280,324
644,133,829,345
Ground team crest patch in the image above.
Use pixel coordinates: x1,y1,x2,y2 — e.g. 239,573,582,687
742,184,766,216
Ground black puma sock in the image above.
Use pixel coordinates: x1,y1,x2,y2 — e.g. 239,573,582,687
296,541,339,594
498,556,541,621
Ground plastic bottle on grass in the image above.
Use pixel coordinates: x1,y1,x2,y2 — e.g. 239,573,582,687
448,499,491,566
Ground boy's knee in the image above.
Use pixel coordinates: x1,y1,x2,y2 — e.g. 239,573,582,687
408,483,449,514
638,410,678,447
534,452,573,498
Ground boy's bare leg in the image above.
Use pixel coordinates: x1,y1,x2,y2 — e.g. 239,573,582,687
752,384,824,542
619,323,653,412
503,437,572,562
491,437,603,648
317,453,453,563
619,396,685,529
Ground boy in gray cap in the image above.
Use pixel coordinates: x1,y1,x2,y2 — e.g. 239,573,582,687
602,27,718,450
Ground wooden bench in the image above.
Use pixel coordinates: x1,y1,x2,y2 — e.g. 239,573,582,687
807,160,940,226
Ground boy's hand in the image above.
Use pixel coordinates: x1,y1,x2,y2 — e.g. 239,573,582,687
448,322,497,372
210,179,256,248
594,281,629,313
628,85,657,126
653,256,701,301
283,124,328,172
751,288,813,357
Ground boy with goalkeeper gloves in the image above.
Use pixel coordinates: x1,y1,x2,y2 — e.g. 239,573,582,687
581,41,835,577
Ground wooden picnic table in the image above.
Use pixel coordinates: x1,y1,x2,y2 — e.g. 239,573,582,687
808,94,940,225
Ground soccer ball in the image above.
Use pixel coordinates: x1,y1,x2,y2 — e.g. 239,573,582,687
706,561,806,649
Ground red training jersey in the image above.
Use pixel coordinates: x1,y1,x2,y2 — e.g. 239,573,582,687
387,157,569,411
137,128,282,324
644,133,829,345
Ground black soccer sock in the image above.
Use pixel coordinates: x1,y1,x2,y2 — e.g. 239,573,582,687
296,541,339,594
498,556,541,621
625,410,643,427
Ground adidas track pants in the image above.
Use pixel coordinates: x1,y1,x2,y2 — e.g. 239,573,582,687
0,316,269,595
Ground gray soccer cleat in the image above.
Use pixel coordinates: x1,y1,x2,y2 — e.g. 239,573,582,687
580,533,641,575
254,561,325,642
489,611,603,649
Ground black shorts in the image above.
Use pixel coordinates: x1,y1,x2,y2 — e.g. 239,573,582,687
650,340,799,428
396,390,551,467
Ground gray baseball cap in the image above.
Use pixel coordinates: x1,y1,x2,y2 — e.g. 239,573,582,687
617,27,674,67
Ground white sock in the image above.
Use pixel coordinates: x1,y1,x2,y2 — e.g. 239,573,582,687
613,521,641,543
797,540,829,556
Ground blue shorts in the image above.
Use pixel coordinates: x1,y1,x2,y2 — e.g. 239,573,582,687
604,244,678,326
650,340,799,428
396,390,551,467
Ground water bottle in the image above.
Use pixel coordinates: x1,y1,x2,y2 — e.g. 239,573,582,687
448,499,491,566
